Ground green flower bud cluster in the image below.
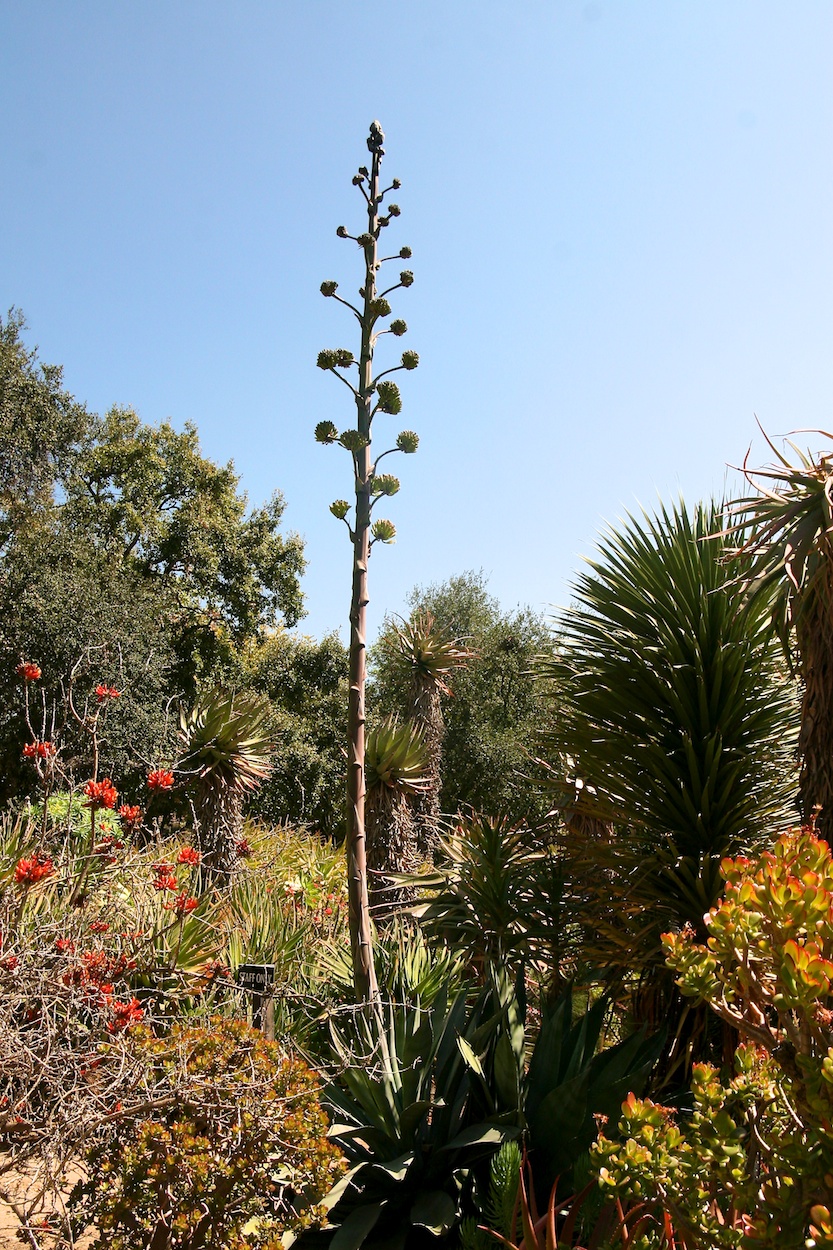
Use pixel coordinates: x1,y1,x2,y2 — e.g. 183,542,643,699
390,320,408,337
330,499,351,520
317,349,354,370
387,204,401,217
339,429,369,452
315,421,339,444
367,121,385,153
401,351,419,370
375,381,402,414
371,474,401,497
336,226,349,238
368,298,391,319
399,270,414,288
399,247,412,259
320,281,338,297
392,179,401,190
396,430,419,454
371,518,396,544
357,233,374,248
358,165,369,178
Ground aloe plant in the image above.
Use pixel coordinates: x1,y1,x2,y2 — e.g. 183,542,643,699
315,121,420,1001
177,688,272,877
365,717,429,913
386,610,471,855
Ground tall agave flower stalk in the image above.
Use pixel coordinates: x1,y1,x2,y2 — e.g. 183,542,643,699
315,122,420,1001
390,610,470,856
727,432,833,839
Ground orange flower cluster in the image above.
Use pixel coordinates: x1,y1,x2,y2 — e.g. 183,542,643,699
151,861,178,892
165,891,199,917
15,661,41,681
118,804,142,832
147,769,174,792
14,853,54,886
95,684,121,703
108,997,144,1033
61,948,136,995
83,778,119,811
22,740,56,760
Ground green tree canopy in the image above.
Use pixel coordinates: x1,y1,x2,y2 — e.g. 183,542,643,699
248,630,349,840
0,314,306,799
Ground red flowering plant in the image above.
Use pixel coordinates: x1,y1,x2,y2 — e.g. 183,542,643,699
0,799,234,1244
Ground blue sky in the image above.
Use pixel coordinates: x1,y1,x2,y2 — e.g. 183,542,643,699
2,2,831,639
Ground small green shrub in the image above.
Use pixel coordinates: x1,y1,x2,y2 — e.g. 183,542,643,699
74,1017,346,1250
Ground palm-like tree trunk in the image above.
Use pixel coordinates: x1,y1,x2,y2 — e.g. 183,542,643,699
796,582,833,839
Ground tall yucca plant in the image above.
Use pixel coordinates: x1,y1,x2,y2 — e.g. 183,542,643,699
540,500,798,1044
389,610,470,855
726,433,833,839
178,689,272,877
365,717,429,914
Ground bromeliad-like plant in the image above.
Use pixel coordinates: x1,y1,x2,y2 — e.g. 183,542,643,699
315,121,420,1001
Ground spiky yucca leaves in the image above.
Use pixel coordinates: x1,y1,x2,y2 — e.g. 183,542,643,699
400,813,562,981
178,689,273,878
387,610,471,857
540,501,798,1066
726,434,833,839
364,717,429,915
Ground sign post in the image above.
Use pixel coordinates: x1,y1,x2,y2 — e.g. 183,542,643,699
237,963,276,1037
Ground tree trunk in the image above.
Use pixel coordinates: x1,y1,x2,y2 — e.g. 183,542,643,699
797,595,833,842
